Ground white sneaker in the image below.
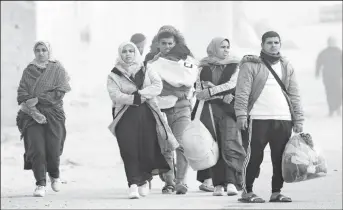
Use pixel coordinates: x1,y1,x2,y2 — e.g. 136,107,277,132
138,183,149,197
49,176,61,192
226,183,238,196
33,185,46,197
213,185,225,196
128,184,140,199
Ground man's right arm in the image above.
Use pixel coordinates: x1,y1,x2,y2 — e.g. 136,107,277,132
234,62,253,119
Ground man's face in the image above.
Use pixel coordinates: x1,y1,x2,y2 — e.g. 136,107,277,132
158,37,176,55
262,37,281,55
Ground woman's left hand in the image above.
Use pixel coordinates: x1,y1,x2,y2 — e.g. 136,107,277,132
196,89,211,100
223,94,234,104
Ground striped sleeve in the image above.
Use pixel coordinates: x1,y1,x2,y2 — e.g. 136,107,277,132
209,66,239,96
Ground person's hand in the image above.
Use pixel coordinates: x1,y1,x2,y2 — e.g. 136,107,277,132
293,123,303,133
237,116,248,130
196,89,211,100
36,115,47,124
202,81,215,89
141,96,147,104
148,52,161,64
223,94,234,104
30,108,47,124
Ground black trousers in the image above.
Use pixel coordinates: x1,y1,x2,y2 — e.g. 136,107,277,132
26,121,65,186
241,119,292,194
197,168,211,183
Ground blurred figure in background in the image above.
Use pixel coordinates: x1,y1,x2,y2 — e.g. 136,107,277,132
315,36,342,117
130,33,147,56
16,41,71,197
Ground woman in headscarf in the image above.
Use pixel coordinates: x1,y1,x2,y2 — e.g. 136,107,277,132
107,41,179,199
16,41,71,197
192,37,246,196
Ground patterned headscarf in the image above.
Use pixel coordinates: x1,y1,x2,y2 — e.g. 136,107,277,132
115,41,143,77
30,41,55,69
199,37,240,67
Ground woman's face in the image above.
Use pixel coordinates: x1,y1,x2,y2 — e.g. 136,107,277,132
217,40,230,59
34,44,49,62
121,44,135,64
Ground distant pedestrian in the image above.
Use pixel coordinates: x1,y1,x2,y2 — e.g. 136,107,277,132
315,36,342,116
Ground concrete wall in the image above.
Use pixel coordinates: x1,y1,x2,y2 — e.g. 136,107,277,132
1,1,36,127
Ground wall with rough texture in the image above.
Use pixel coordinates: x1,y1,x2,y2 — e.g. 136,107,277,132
1,1,36,128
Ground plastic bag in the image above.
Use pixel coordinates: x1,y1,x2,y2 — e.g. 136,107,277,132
181,100,219,171
282,133,327,183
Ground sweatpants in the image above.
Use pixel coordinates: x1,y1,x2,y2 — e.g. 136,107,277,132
162,106,191,186
199,104,239,187
241,119,292,194
26,120,66,186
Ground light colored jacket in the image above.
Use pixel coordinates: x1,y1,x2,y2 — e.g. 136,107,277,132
107,67,179,154
234,55,304,126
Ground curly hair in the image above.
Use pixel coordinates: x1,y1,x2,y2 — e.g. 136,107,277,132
148,25,187,54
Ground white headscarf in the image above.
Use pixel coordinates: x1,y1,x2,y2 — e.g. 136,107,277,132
30,41,55,69
115,41,143,77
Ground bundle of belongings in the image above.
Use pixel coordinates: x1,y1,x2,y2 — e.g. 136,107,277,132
147,44,199,109
282,133,327,183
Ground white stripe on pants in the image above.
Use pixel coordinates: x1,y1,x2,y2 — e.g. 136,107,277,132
241,119,253,194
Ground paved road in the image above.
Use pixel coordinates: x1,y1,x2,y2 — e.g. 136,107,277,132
1,115,342,209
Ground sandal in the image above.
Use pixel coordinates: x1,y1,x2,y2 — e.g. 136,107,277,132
238,194,265,203
199,184,214,192
162,185,175,194
176,183,188,195
269,194,292,203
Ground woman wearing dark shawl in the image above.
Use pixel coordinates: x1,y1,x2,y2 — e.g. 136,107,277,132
16,41,71,197
192,37,246,196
